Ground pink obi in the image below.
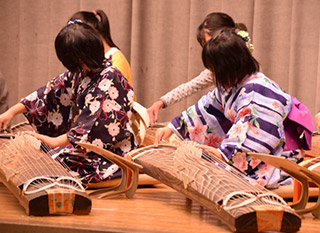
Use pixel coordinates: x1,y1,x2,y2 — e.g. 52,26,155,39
283,97,314,151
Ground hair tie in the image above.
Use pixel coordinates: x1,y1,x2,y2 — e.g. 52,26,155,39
237,30,254,51
68,19,82,25
249,43,254,51
92,10,97,16
237,30,250,42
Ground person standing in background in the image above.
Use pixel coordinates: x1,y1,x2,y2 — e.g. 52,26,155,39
69,9,133,87
0,71,8,114
147,12,251,125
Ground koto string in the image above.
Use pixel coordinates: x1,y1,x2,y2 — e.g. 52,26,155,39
132,145,288,209
35,138,81,190
4,134,80,193
2,122,81,191
39,141,73,174
8,134,67,187
196,149,287,208
8,121,72,175
5,139,38,183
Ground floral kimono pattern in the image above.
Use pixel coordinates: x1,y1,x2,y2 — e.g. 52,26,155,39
21,60,136,184
169,72,304,188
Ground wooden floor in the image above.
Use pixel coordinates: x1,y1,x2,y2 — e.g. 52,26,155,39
0,182,319,233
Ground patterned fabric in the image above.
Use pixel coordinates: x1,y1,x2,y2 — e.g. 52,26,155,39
169,72,304,188
21,60,136,184
105,47,133,87
160,69,214,107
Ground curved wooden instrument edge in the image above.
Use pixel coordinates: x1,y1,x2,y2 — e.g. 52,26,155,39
133,147,301,232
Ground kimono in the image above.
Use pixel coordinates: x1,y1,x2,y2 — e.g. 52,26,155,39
105,47,132,88
21,60,136,184
169,72,307,188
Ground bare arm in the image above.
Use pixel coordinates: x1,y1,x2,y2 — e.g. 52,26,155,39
0,103,27,131
25,131,69,149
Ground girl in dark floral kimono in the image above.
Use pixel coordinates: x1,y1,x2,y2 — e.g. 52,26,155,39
0,21,136,185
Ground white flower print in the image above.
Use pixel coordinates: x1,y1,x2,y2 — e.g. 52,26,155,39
25,91,38,101
108,122,120,137
98,79,111,92
66,87,73,96
100,67,111,76
89,100,100,114
127,90,134,102
48,111,63,127
44,83,52,95
60,93,71,107
126,122,133,133
228,121,248,142
80,134,91,153
102,99,113,112
85,94,93,106
102,164,119,179
102,99,121,113
108,86,119,100
116,138,132,153
81,77,91,90
80,134,88,142
92,138,104,148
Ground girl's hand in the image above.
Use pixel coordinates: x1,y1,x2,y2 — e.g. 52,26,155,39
0,103,27,132
24,131,69,149
196,144,224,160
0,109,15,133
155,126,173,146
0,110,15,133
147,100,164,126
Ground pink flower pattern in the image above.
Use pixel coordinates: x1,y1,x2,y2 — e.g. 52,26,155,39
188,120,207,143
170,72,302,187
232,152,248,172
204,134,224,148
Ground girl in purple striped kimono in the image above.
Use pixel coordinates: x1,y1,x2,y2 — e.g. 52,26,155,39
156,30,312,188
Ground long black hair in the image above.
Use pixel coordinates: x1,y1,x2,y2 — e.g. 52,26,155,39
69,9,118,49
55,21,105,73
196,12,250,48
202,30,259,90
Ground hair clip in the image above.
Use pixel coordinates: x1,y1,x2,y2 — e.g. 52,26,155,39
249,43,254,51
237,30,250,42
68,19,83,25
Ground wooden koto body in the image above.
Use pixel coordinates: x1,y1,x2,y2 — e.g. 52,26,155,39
130,143,301,232
0,123,91,216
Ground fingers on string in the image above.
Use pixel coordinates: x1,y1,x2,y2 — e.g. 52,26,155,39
0,122,8,133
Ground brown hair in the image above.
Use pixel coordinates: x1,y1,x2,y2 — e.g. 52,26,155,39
196,12,248,47
202,30,259,90
69,9,118,49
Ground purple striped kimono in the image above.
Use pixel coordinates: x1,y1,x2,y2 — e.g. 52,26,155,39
169,72,305,188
